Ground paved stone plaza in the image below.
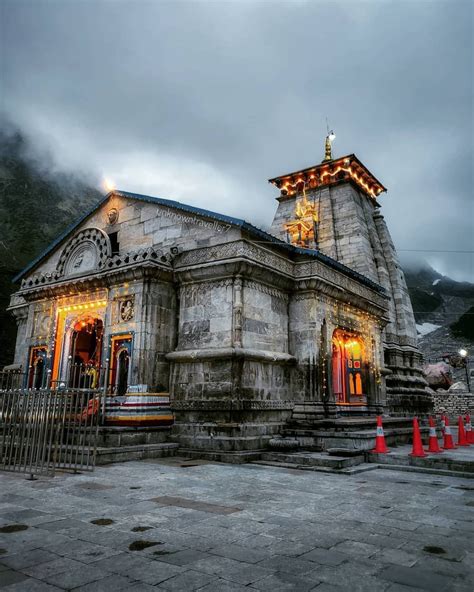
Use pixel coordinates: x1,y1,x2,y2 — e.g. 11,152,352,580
0,459,473,591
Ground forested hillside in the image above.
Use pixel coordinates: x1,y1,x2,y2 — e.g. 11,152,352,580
0,125,102,367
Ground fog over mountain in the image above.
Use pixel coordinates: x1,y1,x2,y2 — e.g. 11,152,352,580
0,125,101,367
1,0,472,282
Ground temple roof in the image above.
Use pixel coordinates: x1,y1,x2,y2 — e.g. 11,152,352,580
268,154,387,199
13,189,386,294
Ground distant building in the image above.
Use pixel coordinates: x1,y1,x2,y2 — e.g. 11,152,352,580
7,140,429,457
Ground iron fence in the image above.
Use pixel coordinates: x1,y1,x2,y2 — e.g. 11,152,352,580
0,388,104,478
0,363,125,394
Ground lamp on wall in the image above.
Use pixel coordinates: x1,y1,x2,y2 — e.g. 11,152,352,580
458,348,471,392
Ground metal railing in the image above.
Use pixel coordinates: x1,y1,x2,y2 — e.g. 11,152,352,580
0,363,124,395
0,388,104,478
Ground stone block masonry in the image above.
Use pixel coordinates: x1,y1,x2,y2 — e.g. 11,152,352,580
429,391,474,418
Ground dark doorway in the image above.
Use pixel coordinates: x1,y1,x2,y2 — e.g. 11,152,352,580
28,346,47,389
109,335,132,395
69,317,103,388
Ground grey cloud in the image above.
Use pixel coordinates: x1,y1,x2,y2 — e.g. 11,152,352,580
1,0,472,280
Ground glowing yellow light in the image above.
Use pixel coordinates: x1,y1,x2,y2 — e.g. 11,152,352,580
103,178,115,192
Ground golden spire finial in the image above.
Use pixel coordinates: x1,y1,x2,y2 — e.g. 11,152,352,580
322,129,336,162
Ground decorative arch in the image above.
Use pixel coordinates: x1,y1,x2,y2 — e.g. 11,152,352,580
57,228,111,277
57,311,106,385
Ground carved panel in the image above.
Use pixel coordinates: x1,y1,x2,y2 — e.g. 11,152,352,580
244,280,289,302
57,228,111,277
119,296,135,322
176,240,294,277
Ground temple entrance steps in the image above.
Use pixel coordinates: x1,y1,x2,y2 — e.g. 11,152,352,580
369,445,474,478
94,427,180,465
252,451,375,475
280,417,417,453
253,415,430,474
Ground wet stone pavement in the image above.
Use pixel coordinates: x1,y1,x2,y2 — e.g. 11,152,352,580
0,457,473,591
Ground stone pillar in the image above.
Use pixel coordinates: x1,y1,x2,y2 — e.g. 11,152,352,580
232,277,243,348
133,279,176,391
11,306,29,367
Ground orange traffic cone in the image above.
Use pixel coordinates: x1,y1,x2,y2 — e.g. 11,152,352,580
456,416,470,447
427,416,442,453
466,414,474,444
371,416,389,453
442,415,457,450
409,417,427,457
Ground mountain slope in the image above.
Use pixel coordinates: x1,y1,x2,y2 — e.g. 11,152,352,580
0,125,102,367
404,264,474,377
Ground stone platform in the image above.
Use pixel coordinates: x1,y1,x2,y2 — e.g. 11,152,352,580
257,428,474,478
253,451,375,475
370,444,474,479
94,426,179,465
281,416,420,452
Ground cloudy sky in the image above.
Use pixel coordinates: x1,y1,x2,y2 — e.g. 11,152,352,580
1,0,473,280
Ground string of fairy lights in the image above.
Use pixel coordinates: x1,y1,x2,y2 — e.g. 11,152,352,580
276,163,384,200
29,281,139,374
314,294,384,400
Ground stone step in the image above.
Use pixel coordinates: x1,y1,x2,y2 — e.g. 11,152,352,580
283,427,417,437
370,449,474,474
95,442,179,465
260,450,365,470
282,426,425,453
251,459,377,475
287,416,414,432
376,463,474,480
96,426,172,447
178,448,265,464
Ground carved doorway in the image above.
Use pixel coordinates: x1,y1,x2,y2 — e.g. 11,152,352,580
110,335,132,395
68,317,103,388
331,329,367,406
28,346,47,389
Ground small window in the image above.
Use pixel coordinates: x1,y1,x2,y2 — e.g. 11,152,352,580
108,231,120,255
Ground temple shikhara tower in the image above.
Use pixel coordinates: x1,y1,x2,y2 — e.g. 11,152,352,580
269,135,427,413
6,134,430,460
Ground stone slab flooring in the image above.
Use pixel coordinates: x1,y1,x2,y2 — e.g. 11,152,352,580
0,457,473,591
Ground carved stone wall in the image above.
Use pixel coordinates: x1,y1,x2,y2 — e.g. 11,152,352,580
269,180,427,404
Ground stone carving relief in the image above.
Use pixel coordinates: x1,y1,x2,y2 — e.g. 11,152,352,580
244,280,289,302
20,244,173,291
58,228,111,278
171,400,294,411
177,240,294,277
64,243,98,276
106,208,119,225
119,297,135,322
32,311,51,337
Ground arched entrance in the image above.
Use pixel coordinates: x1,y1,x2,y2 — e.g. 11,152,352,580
116,348,130,395
332,329,367,406
68,317,103,388
110,334,132,395
28,346,47,389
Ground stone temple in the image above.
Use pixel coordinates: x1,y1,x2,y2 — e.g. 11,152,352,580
7,138,430,459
